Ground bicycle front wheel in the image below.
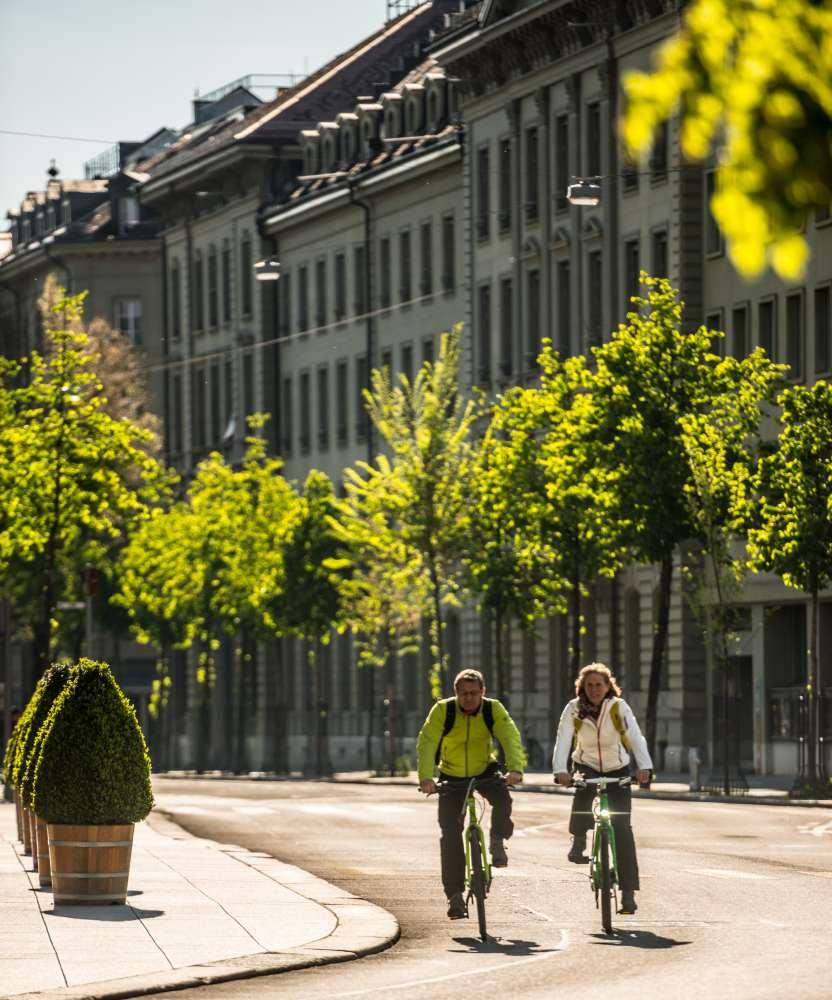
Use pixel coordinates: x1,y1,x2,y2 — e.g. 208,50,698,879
599,826,613,934
469,832,488,942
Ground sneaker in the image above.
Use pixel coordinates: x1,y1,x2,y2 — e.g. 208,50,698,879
490,837,508,867
567,837,589,864
619,891,637,914
446,892,467,920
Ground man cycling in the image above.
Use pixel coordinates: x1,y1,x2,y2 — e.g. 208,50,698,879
416,669,526,919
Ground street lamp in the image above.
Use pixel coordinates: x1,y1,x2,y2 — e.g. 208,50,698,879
253,257,281,281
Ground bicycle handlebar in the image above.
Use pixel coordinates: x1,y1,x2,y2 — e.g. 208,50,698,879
571,775,632,789
433,773,507,795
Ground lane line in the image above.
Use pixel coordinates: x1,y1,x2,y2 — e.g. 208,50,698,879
332,929,569,997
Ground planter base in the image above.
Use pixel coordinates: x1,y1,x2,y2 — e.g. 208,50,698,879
48,823,134,905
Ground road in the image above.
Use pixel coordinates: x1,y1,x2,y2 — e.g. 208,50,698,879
150,778,832,1000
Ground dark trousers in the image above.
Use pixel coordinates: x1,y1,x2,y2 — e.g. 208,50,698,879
437,765,513,899
570,764,640,891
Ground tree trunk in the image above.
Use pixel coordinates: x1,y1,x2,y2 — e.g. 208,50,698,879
645,554,674,763
808,583,820,784
429,563,447,696
365,647,375,772
569,565,582,679
494,606,506,704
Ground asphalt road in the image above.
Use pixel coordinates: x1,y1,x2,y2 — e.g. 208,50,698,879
150,778,832,1000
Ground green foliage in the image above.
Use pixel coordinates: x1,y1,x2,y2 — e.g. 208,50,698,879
363,327,480,696
623,0,832,279
32,659,154,825
0,290,174,667
9,696,38,789
747,380,832,593
18,663,74,808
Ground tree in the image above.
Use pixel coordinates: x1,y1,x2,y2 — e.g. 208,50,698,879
747,381,832,793
271,471,344,776
589,275,752,758
329,454,427,772
679,348,785,792
0,291,171,679
622,0,832,280
364,327,479,696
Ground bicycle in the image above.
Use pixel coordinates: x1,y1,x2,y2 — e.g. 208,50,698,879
435,773,503,942
572,773,631,934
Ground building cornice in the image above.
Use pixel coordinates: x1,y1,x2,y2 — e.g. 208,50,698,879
140,144,273,205
0,239,160,280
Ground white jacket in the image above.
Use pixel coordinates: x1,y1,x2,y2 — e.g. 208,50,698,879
551,696,653,774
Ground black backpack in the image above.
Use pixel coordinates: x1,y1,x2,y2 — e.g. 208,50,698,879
434,697,496,764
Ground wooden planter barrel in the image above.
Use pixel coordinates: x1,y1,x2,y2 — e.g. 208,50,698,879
28,810,39,870
21,806,32,855
13,788,22,842
48,823,134,905
35,817,51,887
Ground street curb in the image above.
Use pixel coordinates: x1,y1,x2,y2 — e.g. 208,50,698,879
5,813,400,1000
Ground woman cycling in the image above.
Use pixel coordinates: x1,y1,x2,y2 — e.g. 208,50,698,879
552,662,652,914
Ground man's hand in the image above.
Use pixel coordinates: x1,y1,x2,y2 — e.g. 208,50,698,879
419,779,437,795
506,771,523,786
637,769,652,786
555,771,571,786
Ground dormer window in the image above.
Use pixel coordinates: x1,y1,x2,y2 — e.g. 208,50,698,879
22,219,31,243
46,206,56,231
322,136,334,171
363,120,374,159
36,212,44,237
119,196,139,232
304,144,318,176
428,90,440,131
385,110,397,139
62,201,71,226
342,128,354,164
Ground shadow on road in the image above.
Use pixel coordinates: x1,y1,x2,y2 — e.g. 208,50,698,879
450,936,557,954
591,930,691,949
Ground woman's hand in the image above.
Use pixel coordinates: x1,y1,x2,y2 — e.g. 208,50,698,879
555,771,571,786
637,769,652,785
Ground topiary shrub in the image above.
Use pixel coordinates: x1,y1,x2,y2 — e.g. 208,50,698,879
2,714,24,789
32,659,154,825
19,663,74,810
8,691,40,790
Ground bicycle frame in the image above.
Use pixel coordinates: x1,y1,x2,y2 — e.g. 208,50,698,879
573,774,631,932
460,778,493,894
590,785,620,895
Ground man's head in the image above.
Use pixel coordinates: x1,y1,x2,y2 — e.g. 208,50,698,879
454,668,485,715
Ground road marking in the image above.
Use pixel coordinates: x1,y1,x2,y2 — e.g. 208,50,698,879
798,819,832,837
515,821,567,836
683,867,771,880
332,930,569,997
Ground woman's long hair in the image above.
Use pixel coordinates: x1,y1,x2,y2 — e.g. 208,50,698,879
574,662,622,699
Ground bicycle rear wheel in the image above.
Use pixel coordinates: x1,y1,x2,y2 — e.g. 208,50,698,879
469,832,488,942
599,827,613,934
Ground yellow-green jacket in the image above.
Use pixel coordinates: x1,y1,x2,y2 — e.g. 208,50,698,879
416,697,526,780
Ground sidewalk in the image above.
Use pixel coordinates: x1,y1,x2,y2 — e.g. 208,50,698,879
0,801,398,1000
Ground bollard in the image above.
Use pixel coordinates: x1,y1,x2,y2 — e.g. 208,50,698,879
688,746,701,791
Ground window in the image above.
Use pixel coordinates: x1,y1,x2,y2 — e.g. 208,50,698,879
221,243,232,324
815,285,831,374
499,277,513,377
243,351,255,418
209,363,221,443
652,229,668,279
625,589,641,691
191,366,206,450
281,376,293,456
298,265,309,331
279,272,292,337
705,170,723,255
422,338,434,364
401,343,413,383
115,299,142,346
316,259,327,328
335,253,347,320
171,373,183,454
354,245,367,315
299,371,311,453
62,201,71,225
224,359,234,442
381,348,393,374
650,121,669,181
525,126,539,222
441,214,455,292
622,151,639,194
35,212,44,237
498,138,511,231
476,146,490,240
170,260,182,340
119,196,139,232
554,114,569,213
758,297,776,359
706,309,725,357
557,259,571,355
399,230,412,303
586,102,601,177
207,246,218,327
317,366,330,450
420,221,433,297
193,251,205,331
526,269,540,366
624,238,640,308
240,233,253,316
355,355,368,441
786,291,804,379
477,283,492,385
336,360,349,447
732,303,749,359
380,237,391,308
587,250,603,348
